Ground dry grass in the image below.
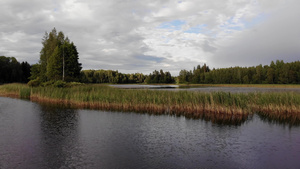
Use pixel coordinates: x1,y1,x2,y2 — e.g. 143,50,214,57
1,83,299,125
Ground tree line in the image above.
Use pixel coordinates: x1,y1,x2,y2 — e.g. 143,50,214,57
80,70,146,84
144,70,175,83
0,56,31,83
1,28,299,85
80,69,175,84
178,60,300,84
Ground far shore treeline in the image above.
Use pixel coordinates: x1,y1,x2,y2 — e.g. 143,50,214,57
0,56,31,83
0,28,299,85
1,55,300,85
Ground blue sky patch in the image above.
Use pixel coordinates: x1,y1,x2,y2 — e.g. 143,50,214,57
184,24,207,34
220,17,243,31
158,20,186,31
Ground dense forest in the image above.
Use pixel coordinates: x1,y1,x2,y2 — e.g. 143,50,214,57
178,60,300,84
0,56,31,83
80,70,146,84
80,69,175,84
144,70,175,84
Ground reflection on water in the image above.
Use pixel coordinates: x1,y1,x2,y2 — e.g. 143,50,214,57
110,84,300,93
257,113,300,127
1,97,300,168
185,112,250,126
38,104,84,168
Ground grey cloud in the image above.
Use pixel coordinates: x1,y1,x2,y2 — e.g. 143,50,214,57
0,0,298,75
202,40,217,53
134,55,164,63
210,0,300,68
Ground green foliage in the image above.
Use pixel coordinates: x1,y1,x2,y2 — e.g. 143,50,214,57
53,80,67,88
40,80,55,87
66,82,84,87
144,70,175,84
29,64,41,80
80,69,146,84
178,60,300,84
64,42,82,81
32,27,82,83
46,46,62,80
27,78,41,87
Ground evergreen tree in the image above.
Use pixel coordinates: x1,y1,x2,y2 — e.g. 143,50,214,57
21,61,31,83
64,42,82,81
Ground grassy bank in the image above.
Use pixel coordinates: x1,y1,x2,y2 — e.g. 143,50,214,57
1,83,299,125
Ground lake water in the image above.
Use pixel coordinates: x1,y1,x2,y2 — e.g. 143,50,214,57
110,84,300,93
1,97,300,169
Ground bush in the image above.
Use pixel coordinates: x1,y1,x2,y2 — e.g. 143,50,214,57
27,78,41,87
66,82,84,87
53,80,67,88
41,80,55,87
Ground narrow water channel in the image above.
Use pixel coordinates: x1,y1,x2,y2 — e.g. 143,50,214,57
0,97,299,169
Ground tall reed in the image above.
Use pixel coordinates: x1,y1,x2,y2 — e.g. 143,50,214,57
0,83,299,124
19,88,31,99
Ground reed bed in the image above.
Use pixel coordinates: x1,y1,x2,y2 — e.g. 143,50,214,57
0,83,299,125
0,83,29,98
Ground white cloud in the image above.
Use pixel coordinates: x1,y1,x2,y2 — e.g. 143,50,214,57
0,0,299,75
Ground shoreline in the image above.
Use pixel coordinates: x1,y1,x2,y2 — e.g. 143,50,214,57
0,83,299,125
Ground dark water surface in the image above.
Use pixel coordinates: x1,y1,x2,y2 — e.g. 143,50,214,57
1,97,300,169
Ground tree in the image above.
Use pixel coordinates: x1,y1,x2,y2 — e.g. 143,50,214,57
0,56,30,83
64,42,82,81
29,64,41,81
178,69,191,83
145,70,174,84
46,46,62,81
21,61,31,83
30,28,82,84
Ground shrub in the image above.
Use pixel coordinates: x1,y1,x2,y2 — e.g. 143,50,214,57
27,78,41,87
41,80,55,87
67,82,84,87
53,80,67,88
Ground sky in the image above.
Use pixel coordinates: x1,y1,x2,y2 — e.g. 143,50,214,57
1,0,300,75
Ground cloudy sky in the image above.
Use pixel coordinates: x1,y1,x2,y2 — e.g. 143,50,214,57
1,0,299,75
